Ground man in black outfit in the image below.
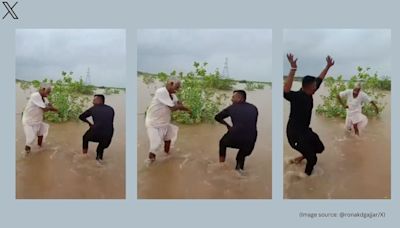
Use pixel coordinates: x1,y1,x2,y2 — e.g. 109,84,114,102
284,53,334,175
215,90,258,172
79,94,115,163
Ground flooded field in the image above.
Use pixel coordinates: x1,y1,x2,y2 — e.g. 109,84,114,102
284,82,391,199
16,85,125,199
137,79,272,199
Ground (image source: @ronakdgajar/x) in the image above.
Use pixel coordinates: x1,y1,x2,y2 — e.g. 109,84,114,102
283,29,391,199
137,29,272,199
15,29,126,199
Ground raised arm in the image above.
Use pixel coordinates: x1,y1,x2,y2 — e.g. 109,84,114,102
284,53,298,93
32,95,58,113
318,55,335,80
43,103,58,113
156,90,191,113
170,101,191,113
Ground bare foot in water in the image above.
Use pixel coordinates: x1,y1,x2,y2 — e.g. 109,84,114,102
25,145,31,154
149,152,156,163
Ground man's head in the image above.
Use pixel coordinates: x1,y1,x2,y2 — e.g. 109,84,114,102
231,90,247,104
353,82,362,96
302,75,317,95
38,83,52,97
166,78,181,94
93,94,105,105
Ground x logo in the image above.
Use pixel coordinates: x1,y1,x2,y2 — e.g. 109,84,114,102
2,1,18,19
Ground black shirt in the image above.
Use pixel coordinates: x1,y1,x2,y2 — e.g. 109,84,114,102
79,104,115,136
284,78,322,129
215,102,258,141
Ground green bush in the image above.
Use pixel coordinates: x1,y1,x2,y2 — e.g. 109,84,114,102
378,76,391,90
174,82,228,123
140,62,236,90
172,62,231,124
157,72,169,83
245,81,265,91
140,62,234,124
316,67,388,118
142,75,155,85
17,80,31,90
29,71,95,123
104,87,121,95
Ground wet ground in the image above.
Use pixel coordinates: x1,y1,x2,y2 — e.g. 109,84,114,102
16,85,125,199
283,82,391,199
137,79,272,199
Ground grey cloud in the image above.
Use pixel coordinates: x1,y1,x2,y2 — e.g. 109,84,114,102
138,29,272,82
16,29,126,87
283,29,391,78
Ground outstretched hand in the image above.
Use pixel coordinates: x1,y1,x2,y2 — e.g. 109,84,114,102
287,53,298,69
177,101,192,114
326,55,335,68
47,103,59,113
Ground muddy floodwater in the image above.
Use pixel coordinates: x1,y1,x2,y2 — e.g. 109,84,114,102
16,85,125,199
137,79,272,199
284,82,390,199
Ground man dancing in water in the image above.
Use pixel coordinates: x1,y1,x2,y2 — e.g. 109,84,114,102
337,82,379,136
215,90,258,172
79,94,115,164
284,53,334,175
145,78,191,162
22,83,58,153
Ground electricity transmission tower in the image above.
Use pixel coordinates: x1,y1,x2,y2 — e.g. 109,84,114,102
222,58,229,77
85,68,91,85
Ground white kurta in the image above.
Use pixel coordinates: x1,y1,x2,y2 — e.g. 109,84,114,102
145,87,179,153
339,89,371,130
22,92,50,146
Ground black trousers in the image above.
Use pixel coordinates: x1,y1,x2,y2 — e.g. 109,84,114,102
82,129,113,160
286,124,324,175
219,132,256,170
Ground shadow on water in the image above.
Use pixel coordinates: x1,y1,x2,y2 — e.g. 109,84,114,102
137,79,272,199
283,82,390,199
16,85,125,199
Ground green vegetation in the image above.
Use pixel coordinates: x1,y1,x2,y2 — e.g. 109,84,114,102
191,62,237,90
316,67,389,118
245,81,266,91
104,87,121,95
18,71,96,123
17,80,31,90
142,75,156,85
141,62,237,90
139,62,233,124
377,76,391,91
35,71,95,122
139,62,270,124
172,62,231,124
18,72,125,123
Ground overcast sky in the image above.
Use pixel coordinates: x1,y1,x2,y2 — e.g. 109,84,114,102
16,29,126,87
283,29,391,78
138,29,272,82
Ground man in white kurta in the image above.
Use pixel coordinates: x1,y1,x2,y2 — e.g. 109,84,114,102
337,83,379,135
145,78,190,162
22,84,58,153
